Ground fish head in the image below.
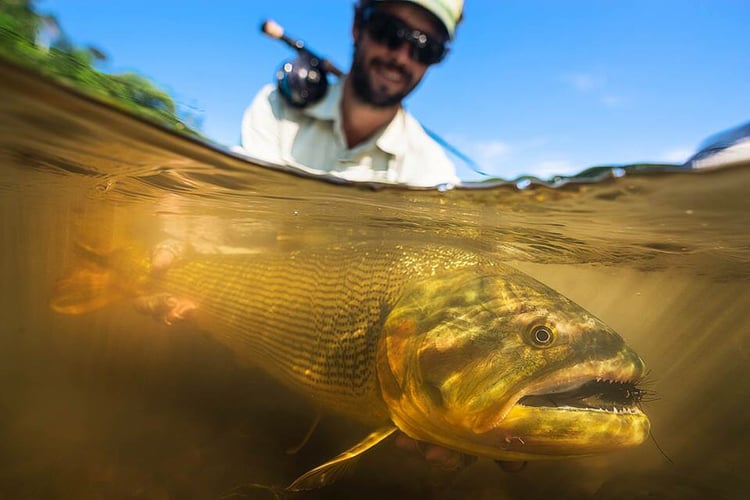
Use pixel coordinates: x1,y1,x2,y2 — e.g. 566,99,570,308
377,265,650,461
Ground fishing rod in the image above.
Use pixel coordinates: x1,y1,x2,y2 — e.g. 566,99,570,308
261,19,344,78
260,19,342,108
260,19,489,177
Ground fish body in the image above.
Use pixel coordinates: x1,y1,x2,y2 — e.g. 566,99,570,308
53,241,650,488
155,244,490,424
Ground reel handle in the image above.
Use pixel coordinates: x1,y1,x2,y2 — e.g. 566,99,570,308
261,19,344,78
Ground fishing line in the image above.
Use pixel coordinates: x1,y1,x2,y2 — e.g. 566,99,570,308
649,430,674,466
635,371,673,465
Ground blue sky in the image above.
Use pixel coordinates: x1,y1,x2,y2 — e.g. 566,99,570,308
39,0,750,181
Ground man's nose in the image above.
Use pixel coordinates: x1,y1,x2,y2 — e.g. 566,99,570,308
389,39,414,65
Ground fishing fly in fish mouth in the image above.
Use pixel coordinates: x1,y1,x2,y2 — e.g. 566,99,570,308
51,242,650,491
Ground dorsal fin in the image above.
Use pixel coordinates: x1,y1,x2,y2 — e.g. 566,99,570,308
286,425,397,491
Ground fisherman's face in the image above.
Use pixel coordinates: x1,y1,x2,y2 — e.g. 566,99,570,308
352,3,445,107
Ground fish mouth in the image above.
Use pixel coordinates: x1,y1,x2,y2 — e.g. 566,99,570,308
467,369,651,459
468,360,649,438
517,377,644,415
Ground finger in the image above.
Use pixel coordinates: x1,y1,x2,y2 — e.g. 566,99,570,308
151,239,185,272
394,433,421,453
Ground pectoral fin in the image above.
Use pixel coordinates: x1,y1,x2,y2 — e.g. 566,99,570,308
286,425,397,491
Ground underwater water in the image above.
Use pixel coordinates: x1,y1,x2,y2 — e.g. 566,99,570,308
1,60,749,499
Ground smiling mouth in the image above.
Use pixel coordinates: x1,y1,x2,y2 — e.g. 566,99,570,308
518,378,646,414
373,61,409,84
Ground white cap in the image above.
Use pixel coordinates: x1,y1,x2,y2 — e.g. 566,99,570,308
368,0,464,39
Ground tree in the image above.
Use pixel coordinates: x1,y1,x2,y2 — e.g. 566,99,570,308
0,0,201,136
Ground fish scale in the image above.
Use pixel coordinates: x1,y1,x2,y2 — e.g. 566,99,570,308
155,243,490,423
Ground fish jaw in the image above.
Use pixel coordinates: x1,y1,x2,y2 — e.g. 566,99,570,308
485,400,650,460
379,347,650,461
377,266,651,461
459,354,650,460
472,353,647,434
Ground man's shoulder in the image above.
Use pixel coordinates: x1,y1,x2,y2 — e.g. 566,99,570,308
392,110,460,187
250,80,343,122
398,111,446,155
250,83,297,120
397,111,454,162
255,82,276,99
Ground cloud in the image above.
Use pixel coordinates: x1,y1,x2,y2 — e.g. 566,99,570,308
601,94,625,108
527,160,578,178
471,139,511,166
561,72,603,92
444,134,510,168
445,134,581,180
561,72,626,108
659,147,694,163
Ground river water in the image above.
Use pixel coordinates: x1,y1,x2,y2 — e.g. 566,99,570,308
1,60,748,499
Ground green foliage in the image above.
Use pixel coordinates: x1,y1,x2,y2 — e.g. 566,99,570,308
0,0,201,136
0,0,40,41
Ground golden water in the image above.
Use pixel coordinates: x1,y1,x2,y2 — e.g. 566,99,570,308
1,61,748,499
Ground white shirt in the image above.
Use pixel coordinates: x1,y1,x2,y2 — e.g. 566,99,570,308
239,80,459,188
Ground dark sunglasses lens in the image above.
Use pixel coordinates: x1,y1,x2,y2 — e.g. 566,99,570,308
413,41,445,65
366,13,401,48
365,11,446,65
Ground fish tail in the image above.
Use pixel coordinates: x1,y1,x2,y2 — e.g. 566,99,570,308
50,244,147,315
50,262,123,314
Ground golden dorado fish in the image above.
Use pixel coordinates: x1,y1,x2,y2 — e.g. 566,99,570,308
51,241,650,490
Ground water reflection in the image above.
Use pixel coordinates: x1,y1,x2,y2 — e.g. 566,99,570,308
1,61,749,499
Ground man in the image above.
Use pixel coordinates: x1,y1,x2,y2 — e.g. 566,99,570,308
240,0,464,187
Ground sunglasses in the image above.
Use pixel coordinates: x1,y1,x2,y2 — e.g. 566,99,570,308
361,8,449,66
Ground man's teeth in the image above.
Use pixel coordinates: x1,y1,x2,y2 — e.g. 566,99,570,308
381,67,403,82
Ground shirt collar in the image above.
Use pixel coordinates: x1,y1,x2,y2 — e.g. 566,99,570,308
375,108,408,156
303,78,342,121
303,77,408,156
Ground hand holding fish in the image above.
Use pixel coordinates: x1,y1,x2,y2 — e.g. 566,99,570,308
394,432,476,471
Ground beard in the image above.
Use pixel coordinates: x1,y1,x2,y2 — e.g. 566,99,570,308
350,45,418,108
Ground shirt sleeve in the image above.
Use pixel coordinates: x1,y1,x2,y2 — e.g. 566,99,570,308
239,84,285,165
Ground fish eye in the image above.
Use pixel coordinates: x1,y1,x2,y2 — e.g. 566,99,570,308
528,324,556,348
